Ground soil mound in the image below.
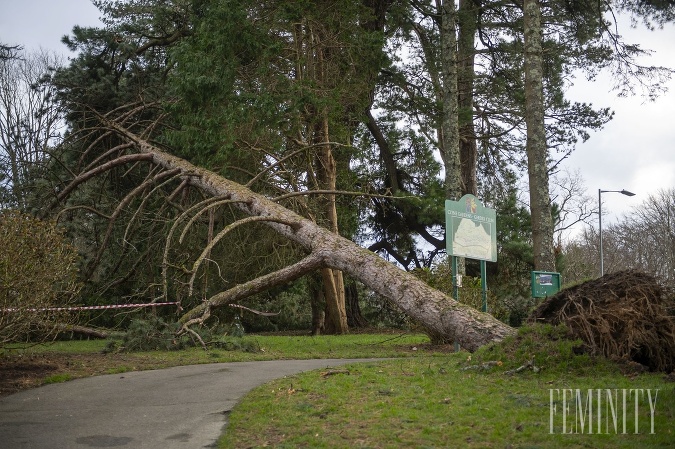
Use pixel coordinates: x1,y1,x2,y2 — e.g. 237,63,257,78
529,270,675,372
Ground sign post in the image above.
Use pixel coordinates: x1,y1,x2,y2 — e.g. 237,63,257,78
452,256,459,300
480,260,488,312
446,194,496,309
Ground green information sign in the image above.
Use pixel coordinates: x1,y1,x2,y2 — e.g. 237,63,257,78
445,195,497,262
531,271,561,298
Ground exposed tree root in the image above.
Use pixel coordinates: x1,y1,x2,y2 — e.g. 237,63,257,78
529,270,675,372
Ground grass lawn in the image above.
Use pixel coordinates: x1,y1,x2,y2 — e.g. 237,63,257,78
219,355,674,448
218,326,675,448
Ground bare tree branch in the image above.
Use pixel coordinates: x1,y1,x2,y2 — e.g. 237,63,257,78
46,153,154,215
272,189,410,203
187,215,302,295
84,166,179,277
180,253,326,324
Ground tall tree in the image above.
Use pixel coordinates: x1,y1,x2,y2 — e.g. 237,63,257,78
457,0,479,196
440,0,462,202
49,0,207,312
522,0,556,271
39,0,674,336
356,0,617,271
167,0,393,333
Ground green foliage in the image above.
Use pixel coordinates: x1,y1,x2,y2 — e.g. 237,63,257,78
0,210,81,345
616,0,675,31
218,280,412,334
231,281,313,333
166,0,272,171
48,2,186,315
106,317,261,353
359,291,411,330
166,0,383,175
35,0,673,342
478,188,540,323
108,316,185,352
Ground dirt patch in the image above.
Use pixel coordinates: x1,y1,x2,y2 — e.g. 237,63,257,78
0,358,60,395
0,352,168,397
0,357,62,396
529,270,675,373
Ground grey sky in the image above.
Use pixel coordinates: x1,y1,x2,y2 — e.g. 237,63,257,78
1,0,674,235
0,0,101,53
564,17,675,234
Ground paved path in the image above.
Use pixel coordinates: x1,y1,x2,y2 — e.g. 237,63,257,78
0,358,382,449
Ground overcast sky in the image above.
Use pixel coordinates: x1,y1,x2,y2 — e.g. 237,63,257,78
1,0,674,235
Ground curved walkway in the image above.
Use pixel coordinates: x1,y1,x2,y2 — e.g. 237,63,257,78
0,358,381,449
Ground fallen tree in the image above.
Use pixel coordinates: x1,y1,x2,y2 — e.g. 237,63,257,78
53,117,515,351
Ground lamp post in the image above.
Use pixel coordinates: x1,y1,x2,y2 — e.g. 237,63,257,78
598,188,635,277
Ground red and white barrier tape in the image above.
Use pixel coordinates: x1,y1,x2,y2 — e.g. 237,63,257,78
3,302,280,316
1,302,178,313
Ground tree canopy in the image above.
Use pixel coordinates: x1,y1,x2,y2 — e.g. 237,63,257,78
1,0,673,343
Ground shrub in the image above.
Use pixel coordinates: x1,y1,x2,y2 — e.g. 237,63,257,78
0,210,81,346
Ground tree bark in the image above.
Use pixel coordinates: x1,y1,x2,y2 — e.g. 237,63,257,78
523,0,556,272
440,0,462,202
106,123,515,351
458,0,478,196
315,119,348,334
309,273,326,336
55,324,110,339
345,281,368,328
182,253,326,324
298,19,348,335
441,1,467,276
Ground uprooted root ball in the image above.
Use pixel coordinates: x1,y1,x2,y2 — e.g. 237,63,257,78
528,270,675,373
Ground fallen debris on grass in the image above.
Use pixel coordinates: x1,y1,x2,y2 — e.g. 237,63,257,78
460,360,503,371
504,357,539,375
320,369,350,377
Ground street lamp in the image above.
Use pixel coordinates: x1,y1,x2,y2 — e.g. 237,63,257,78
598,188,635,277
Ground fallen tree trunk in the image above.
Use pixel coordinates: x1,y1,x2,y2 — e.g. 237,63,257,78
54,324,111,339
99,123,516,351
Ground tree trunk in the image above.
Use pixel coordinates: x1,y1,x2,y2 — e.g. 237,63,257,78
309,273,325,335
300,18,348,335
440,0,462,202
441,1,467,277
523,0,556,272
458,0,478,196
106,124,515,351
315,119,348,334
345,281,368,328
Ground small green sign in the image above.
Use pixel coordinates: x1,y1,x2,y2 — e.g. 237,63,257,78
531,271,561,298
445,195,497,262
